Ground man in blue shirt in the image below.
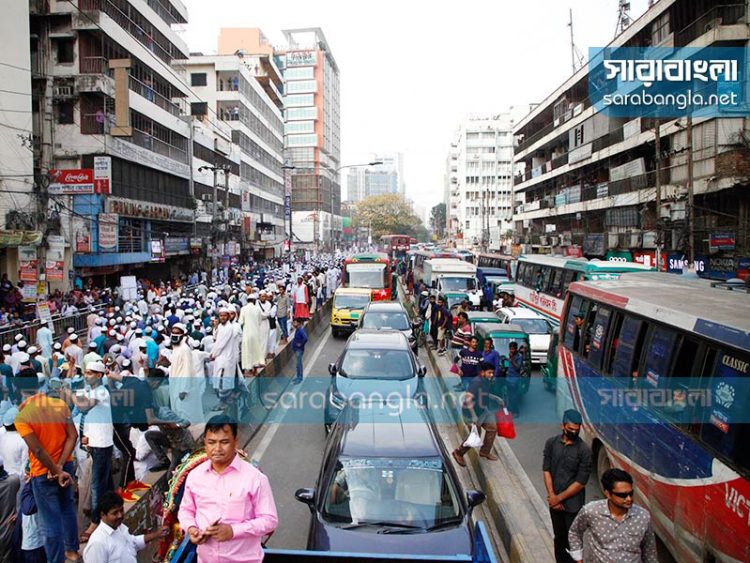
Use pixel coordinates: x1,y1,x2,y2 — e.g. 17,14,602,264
291,318,308,384
503,342,525,416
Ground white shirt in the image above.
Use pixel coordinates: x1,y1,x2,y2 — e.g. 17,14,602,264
82,521,145,563
81,385,113,448
0,430,27,476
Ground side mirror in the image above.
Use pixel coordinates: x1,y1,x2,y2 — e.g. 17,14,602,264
466,490,486,511
328,363,338,376
418,363,427,377
295,487,315,510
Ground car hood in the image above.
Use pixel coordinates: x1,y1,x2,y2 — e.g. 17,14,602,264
312,520,472,555
334,375,420,399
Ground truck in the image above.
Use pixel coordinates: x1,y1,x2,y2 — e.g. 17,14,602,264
423,258,481,309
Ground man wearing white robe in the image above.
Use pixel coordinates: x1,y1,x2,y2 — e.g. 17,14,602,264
168,323,204,424
239,293,264,375
259,292,277,357
210,309,236,394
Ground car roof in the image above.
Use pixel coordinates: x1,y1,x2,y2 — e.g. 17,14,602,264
347,329,410,350
338,401,441,458
499,307,545,319
335,287,372,296
475,322,529,336
364,301,407,313
466,311,501,321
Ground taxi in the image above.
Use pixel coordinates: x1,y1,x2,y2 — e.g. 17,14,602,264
331,287,372,337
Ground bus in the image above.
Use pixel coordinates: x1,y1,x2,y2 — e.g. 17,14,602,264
514,255,653,326
558,272,750,563
342,253,392,301
474,252,516,279
412,249,459,283
381,234,415,261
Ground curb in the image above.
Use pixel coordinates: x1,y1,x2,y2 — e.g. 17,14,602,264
401,287,554,563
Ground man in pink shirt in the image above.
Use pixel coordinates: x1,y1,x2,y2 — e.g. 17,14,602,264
179,415,278,562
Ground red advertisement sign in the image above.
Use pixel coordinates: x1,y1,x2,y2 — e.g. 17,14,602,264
632,250,657,269
19,246,38,282
564,245,583,257
48,169,96,195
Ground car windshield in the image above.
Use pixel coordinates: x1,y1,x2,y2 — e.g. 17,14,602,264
485,275,509,284
512,318,550,334
339,349,414,379
361,311,409,330
491,336,530,357
335,294,371,310
440,277,477,291
322,457,461,528
346,264,386,289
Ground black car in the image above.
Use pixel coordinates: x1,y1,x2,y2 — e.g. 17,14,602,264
357,301,420,354
296,400,486,556
325,330,427,432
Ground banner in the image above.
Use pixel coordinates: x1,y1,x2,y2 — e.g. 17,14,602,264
76,229,91,253
48,169,95,195
93,156,112,194
98,213,119,252
18,246,38,282
46,235,65,282
37,301,52,324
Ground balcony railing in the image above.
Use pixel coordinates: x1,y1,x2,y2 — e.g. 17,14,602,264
80,56,109,75
129,75,180,116
131,128,188,163
81,112,113,134
145,0,180,26
117,233,143,253
675,4,747,46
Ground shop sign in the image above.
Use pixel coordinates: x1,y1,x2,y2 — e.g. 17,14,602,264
19,246,38,282
164,237,189,255
632,250,657,269
37,301,52,323
151,240,165,262
606,250,634,262
98,213,119,252
709,232,736,252
76,230,91,253
583,234,605,256
565,245,583,258
286,50,316,66
0,230,24,247
48,169,96,195
666,254,687,274
93,156,112,194
21,284,37,302
106,197,194,223
190,238,203,256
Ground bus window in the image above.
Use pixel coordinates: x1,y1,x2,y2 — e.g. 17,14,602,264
516,262,526,283
561,269,577,295
549,268,564,298
580,302,599,358
699,349,750,472
610,316,646,378
604,312,624,375
638,326,677,386
654,336,703,424
539,267,553,294
563,295,583,349
587,306,613,369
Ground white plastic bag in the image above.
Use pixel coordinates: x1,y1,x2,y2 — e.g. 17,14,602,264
463,425,483,448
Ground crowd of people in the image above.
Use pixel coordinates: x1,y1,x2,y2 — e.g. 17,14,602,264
0,255,342,563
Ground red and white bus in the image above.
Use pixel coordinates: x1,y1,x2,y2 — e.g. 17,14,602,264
558,272,750,562
381,234,415,261
342,253,392,301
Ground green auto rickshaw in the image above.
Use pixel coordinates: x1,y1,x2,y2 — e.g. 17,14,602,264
473,322,532,395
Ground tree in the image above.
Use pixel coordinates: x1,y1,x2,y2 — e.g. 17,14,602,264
355,194,424,238
430,203,447,238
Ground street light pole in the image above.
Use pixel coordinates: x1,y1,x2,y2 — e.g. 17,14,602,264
282,163,295,266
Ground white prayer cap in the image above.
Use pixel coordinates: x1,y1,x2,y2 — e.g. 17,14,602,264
88,361,106,373
14,334,23,342
250,293,259,300
219,306,230,314
27,346,38,355
17,340,27,349
66,327,76,335
17,352,29,364
108,329,116,337
172,323,187,334
89,341,98,349
69,333,79,341
2,344,10,353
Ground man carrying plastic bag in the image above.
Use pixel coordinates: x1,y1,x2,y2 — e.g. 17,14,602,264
452,361,499,467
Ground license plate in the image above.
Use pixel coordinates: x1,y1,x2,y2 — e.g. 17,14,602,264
351,312,360,319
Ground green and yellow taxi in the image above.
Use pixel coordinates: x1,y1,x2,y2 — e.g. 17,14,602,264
331,287,372,337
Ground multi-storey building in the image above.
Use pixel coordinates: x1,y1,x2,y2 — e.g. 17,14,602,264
29,0,197,286
445,143,458,234
277,28,341,250
345,153,404,203
181,52,285,260
513,0,750,276
448,115,517,251
0,0,35,283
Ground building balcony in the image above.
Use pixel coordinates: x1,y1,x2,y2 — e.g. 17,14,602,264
675,3,747,46
129,75,181,116
131,128,187,163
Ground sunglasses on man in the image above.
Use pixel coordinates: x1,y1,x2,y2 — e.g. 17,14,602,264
610,490,634,499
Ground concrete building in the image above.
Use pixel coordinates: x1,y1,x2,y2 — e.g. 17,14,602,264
180,53,286,259
345,153,404,203
448,114,517,251
0,0,35,284
278,28,341,250
513,0,750,276
28,0,197,286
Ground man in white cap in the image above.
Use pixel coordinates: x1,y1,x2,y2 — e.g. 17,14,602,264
0,406,26,476
63,333,83,367
239,292,264,376
11,333,23,354
210,308,237,399
259,291,278,359
10,341,29,375
83,341,102,373
37,321,54,359
168,323,204,424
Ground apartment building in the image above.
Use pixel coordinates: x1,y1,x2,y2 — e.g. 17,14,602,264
345,153,404,203
513,0,750,277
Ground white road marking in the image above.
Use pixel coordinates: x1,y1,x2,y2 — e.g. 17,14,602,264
250,326,333,464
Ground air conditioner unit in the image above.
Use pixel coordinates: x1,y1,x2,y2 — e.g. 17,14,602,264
608,233,619,249
629,231,642,247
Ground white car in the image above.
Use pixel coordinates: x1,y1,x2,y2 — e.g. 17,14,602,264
495,307,553,364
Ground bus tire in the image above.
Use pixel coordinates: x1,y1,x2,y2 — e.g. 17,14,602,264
596,444,612,490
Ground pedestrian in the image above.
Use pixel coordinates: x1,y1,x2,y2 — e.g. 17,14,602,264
82,491,168,562
450,312,473,349
568,468,657,563
0,453,21,562
291,318,308,384
451,361,499,467
14,368,80,563
293,277,310,320
210,308,237,402
0,407,26,476
481,338,501,377
179,415,278,562
168,323,204,425
64,360,114,543
543,409,592,563
453,335,483,391
239,293,264,377
259,291,278,358
36,322,53,359
276,285,290,342
434,297,450,355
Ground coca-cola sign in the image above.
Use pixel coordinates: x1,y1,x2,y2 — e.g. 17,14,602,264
48,169,96,194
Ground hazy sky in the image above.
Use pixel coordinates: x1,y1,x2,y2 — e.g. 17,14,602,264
181,0,651,211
